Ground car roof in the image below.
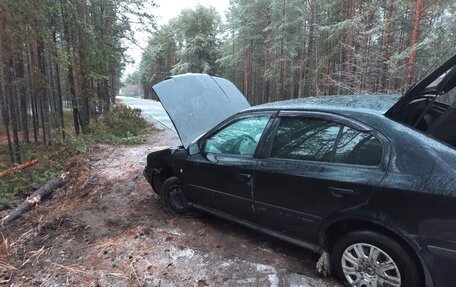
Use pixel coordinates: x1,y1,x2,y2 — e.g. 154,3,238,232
246,94,400,115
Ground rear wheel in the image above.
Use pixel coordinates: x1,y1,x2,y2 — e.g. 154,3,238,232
331,230,420,287
159,176,191,214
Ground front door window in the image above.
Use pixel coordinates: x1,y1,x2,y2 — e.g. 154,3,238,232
204,116,269,157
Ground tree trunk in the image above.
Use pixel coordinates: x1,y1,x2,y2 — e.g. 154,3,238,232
1,174,68,225
60,0,81,136
6,55,21,163
406,0,424,86
19,50,30,144
76,0,90,132
244,44,251,101
263,6,272,104
54,55,65,140
0,17,15,163
300,0,316,98
37,40,51,146
344,0,355,80
279,0,287,99
381,0,393,91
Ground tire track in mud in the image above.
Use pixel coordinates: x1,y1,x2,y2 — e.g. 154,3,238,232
1,130,340,287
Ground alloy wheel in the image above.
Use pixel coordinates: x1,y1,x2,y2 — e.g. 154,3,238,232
341,243,401,287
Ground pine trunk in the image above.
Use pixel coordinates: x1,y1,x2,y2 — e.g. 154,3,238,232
406,0,424,86
37,40,51,146
19,50,30,144
381,0,393,91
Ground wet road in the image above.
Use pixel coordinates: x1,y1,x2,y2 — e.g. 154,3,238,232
116,96,340,287
117,96,176,132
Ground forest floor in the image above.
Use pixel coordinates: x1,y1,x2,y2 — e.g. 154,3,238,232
0,128,341,287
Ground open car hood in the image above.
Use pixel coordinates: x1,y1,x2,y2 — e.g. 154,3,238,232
386,54,456,118
152,74,250,148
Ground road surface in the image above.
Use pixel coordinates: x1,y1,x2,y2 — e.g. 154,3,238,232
116,96,340,287
117,96,176,132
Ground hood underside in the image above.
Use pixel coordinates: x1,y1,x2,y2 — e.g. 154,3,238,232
152,74,250,148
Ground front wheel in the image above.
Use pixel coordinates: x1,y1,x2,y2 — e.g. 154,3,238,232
331,230,421,287
159,176,191,214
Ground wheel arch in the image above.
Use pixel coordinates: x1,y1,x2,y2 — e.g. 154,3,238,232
146,147,181,193
151,166,176,193
321,217,432,286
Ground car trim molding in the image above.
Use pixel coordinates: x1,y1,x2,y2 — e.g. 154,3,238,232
278,110,372,132
191,203,322,253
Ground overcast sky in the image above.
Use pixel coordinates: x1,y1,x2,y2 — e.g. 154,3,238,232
124,0,230,77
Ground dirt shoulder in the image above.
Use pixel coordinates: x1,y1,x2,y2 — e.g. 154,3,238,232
0,129,340,287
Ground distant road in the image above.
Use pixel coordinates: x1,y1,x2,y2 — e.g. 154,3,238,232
116,96,176,132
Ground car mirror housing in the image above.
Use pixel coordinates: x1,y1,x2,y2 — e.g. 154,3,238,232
188,141,201,155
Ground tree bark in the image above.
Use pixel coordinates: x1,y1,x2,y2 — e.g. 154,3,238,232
344,0,355,80
263,7,271,104
37,40,51,146
0,159,38,178
6,55,21,163
244,44,251,101
1,174,68,225
0,7,15,164
406,0,424,86
381,0,393,91
300,0,315,98
19,50,30,144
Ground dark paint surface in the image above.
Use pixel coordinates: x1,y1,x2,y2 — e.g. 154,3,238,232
145,88,456,286
184,153,257,221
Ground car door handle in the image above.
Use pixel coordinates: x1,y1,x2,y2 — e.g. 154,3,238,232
329,187,357,197
237,173,252,182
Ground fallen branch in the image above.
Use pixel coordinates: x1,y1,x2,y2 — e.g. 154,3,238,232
0,160,39,178
1,173,68,226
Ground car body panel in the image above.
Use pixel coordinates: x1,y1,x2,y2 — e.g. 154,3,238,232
152,73,250,147
145,58,456,286
183,153,258,221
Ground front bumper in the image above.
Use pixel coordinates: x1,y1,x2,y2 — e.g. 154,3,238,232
143,167,152,185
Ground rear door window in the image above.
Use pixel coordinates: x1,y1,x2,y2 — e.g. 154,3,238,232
270,118,340,162
270,117,382,166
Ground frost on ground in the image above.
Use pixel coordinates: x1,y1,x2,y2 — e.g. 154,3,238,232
0,129,340,287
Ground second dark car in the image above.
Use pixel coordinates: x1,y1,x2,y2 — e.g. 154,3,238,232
144,55,456,287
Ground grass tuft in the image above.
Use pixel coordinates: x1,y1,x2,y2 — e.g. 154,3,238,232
0,105,152,205
83,105,151,145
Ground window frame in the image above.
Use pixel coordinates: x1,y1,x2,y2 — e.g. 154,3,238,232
198,110,277,159
261,111,390,170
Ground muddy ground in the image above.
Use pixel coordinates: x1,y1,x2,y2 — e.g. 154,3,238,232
0,129,341,287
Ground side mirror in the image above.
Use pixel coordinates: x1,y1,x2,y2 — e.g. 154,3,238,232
188,141,201,155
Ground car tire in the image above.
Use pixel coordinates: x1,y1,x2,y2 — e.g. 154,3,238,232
159,176,191,214
331,230,421,287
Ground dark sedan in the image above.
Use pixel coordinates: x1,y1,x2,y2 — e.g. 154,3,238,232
144,54,456,287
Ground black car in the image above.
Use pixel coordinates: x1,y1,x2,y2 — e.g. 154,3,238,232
144,55,456,287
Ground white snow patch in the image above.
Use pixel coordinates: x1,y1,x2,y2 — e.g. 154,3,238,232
154,227,185,236
170,247,195,261
255,263,280,287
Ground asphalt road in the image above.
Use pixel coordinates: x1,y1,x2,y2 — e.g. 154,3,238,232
117,96,176,132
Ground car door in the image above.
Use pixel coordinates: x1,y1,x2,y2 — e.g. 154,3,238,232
183,113,273,222
253,111,388,242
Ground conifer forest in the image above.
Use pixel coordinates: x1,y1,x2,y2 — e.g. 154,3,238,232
1,0,455,164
